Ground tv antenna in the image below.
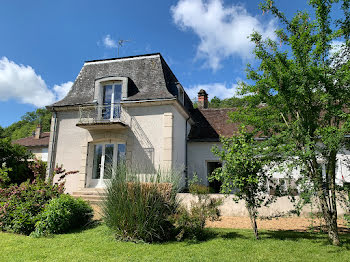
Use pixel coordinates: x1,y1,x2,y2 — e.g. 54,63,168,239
117,39,131,57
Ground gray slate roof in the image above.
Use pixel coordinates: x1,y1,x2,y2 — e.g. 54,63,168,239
49,53,236,141
51,53,181,107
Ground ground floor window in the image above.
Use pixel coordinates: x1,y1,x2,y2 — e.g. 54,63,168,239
207,161,222,193
90,142,125,188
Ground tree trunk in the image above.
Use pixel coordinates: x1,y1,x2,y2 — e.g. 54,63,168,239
247,205,259,240
313,151,340,246
317,191,340,245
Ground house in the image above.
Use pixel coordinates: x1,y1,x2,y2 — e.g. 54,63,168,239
13,125,49,161
46,53,350,196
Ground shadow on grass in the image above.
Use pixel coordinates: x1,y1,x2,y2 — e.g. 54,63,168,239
65,219,102,235
257,230,350,249
176,229,249,246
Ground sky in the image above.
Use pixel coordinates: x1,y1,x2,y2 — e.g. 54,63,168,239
0,0,339,127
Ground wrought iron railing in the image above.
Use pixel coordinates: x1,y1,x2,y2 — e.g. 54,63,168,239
78,103,126,124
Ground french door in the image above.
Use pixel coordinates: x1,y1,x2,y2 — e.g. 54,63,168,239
90,142,126,188
102,83,122,120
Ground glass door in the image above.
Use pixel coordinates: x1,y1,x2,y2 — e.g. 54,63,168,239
102,83,122,120
90,142,126,188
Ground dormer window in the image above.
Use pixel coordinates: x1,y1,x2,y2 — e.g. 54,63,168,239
94,77,128,121
102,83,122,119
177,83,184,105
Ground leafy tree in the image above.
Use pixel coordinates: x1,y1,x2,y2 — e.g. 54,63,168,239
209,96,250,108
0,138,32,185
211,128,272,240
0,126,4,139
3,108,51,140
232,0,350,245
209,96,222,108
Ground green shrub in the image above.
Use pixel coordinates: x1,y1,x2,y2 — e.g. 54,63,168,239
0,163,11,188
0,181,64,235
33,194,93,236
172,196,222,241
101,164,180,243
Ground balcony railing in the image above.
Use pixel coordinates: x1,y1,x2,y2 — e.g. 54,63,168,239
78,103,126,124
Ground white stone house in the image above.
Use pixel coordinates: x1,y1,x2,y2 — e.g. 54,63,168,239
46,53,350,198
13,125,49,161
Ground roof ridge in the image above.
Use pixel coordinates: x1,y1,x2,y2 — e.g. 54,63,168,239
85,53,161,63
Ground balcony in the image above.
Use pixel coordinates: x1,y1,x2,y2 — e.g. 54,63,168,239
76,103,128,130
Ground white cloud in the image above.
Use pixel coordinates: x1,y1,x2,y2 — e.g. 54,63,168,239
0,57,72,107
53,81,73,101
171,0,277,70
103,34,117,48
185,82,238,100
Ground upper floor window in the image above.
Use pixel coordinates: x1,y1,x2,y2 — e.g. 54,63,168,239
102,83,122,119
94,77,128,120
177,83,184,105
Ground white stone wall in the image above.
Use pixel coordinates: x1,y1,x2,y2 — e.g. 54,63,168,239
53,110,87,193
178,193,347,217
187,142,221,185
50,104,188,193
29,147,48,161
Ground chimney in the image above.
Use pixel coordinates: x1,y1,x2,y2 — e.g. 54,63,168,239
34,124,41,139
197,89,208,109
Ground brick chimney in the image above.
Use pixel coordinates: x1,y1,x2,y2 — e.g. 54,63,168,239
197,89,208,109
34,124,41,139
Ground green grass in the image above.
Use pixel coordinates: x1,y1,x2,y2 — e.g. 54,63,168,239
0,224,350,262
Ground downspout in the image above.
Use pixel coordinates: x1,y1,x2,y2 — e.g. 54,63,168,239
47,108,58,184
184,116,190,189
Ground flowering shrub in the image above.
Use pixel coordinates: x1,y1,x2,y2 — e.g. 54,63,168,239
32,194,93,237
28,158,47,182
0,180,64,235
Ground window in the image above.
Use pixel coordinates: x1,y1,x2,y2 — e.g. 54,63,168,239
94,77,128,120
91,142,126,188
102,83,122,120
177,83,184,105
207,161,222,193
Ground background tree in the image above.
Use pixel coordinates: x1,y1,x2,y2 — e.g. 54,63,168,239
211,128,272,240
0,138,32,185
2,108,51,140
232,0,350,245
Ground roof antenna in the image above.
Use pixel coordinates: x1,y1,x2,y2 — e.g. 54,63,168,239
117,39,131,57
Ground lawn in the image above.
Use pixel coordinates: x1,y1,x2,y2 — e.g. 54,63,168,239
0,225,350,262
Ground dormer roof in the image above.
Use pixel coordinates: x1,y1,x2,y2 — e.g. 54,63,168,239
50,53,191,108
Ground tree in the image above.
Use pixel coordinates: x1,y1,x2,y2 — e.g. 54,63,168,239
3,108,51,140
0,126,4,139
232,0,350,245
0,138,32,185
211,128,272,240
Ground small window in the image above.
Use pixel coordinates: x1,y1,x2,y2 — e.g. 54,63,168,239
177,84,184,105
207,161,222,193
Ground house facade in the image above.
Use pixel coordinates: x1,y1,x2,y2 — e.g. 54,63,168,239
46,53,350,196
13,125,49,161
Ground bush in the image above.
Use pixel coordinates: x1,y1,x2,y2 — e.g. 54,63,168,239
101,164,179,243
33,194,93,236
0,163,11,188
172,196,221,241
0,181,64,235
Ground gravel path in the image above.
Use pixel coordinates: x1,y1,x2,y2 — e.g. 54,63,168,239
206,216,349,232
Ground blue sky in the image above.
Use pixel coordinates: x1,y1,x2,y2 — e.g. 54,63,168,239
0,0,334,127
